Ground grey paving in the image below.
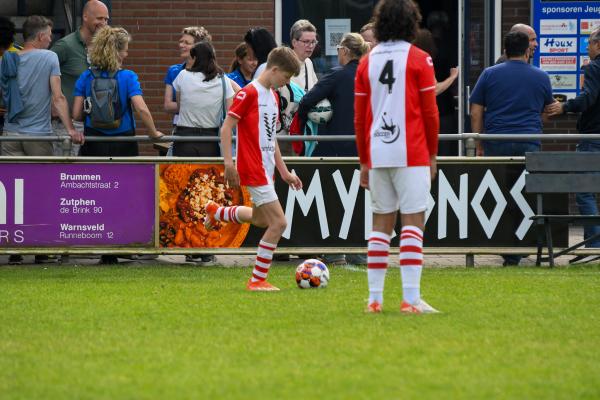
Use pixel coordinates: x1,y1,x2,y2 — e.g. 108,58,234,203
0,228,596,268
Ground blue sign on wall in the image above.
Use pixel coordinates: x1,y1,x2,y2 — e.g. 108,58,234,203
532,1,600,99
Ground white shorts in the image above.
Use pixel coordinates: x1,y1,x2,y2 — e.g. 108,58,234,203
369,166,430,214
247,184,278,207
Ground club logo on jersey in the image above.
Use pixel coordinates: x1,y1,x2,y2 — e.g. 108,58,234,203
236,91,247,101
374,113,399,144
426,56,433,66
263,112,277,141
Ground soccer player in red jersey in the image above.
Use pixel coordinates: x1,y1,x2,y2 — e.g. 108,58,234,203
354,0,440,313
206,47,303,291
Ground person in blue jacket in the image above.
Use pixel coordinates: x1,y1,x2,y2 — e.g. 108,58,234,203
297,33,369,156
227,42,257,89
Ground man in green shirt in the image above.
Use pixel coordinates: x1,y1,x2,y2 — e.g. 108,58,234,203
51,0,109,155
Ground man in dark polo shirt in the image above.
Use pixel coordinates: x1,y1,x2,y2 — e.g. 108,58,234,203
51,0,109,155
470,31,555,266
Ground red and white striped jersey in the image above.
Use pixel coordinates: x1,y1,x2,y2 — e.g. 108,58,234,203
354,41,439,168
228,81,279,186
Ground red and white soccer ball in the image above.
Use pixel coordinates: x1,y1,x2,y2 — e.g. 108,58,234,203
295,259,330,289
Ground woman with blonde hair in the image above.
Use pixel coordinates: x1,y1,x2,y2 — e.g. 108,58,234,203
73,26,163,157
163,26,213,120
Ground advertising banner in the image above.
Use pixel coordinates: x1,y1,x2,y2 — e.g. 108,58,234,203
533,1,600,96
0,164,155,247
0,161,568,250
549,73,578,90
159,161,568,249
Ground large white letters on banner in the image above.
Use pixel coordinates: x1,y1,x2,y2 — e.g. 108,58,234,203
470,170,507,238
511,171,534,240
332,169,360,240
437,170,468,239
0,179,24,225
283,170,329,239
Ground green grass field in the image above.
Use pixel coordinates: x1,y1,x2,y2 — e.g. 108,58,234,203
1,264,600,399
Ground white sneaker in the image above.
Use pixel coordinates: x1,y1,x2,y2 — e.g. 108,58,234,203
400,299,440,314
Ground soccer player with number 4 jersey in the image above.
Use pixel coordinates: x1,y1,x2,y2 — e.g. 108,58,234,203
206,47,303,291
354,0,440,314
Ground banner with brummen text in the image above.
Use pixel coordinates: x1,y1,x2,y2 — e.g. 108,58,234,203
0,164,155,247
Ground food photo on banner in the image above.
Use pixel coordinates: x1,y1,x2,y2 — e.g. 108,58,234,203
158,164,251,249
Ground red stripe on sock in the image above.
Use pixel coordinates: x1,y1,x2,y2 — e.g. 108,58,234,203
369,237,390,245
218,208,225,221
400,234,423,242
367,250,389,257
401,229,423,240
259,242,276,251
252,273,266,281
368,263,388,269
230,207,238,223
254,265,269,274
256,256,271,264
400,245,422,254
400,259,423,266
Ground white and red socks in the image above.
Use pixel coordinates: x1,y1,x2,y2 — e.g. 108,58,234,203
400,225,424,305
213,205,243,224
251,240,276,283
367,231,391,305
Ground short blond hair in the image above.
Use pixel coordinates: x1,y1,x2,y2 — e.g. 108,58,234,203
340,33,369,59
266,46,301,76
89,26,130,72
182,26,212,43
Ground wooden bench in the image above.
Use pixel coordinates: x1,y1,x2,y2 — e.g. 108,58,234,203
525,152,600,266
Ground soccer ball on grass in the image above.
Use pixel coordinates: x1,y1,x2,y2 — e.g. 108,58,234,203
295,259,330,289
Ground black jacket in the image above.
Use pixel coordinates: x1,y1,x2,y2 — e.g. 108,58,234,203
298,59,359,156
564,55,600,135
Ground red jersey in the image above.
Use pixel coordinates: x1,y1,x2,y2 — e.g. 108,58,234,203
228,81,279,186
354,41,439,168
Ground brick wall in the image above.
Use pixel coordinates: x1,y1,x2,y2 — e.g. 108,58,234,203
110,0,275,155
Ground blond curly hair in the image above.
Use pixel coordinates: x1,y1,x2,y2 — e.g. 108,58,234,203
182,26,212,43
89,26,131,72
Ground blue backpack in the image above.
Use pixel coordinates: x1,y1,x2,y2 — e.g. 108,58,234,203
83,69,123,129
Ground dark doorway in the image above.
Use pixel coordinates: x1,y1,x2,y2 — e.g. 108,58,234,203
419,1,460,154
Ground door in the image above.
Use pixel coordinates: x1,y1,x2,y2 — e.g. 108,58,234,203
460,0,497,143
